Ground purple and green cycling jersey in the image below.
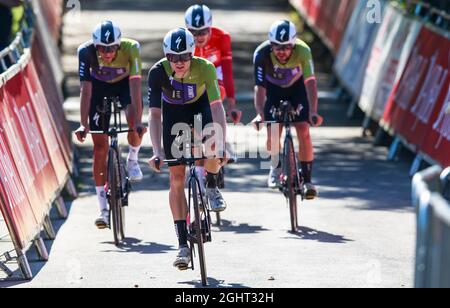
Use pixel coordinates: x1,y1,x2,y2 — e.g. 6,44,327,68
253,39,315,88
78,38,142,84
148,57,222,107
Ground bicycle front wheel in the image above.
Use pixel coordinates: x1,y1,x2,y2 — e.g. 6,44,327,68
284,136,299,233
108,149,125,246
191,177,208,286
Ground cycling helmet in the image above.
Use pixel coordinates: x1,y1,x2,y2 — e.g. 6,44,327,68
269,20,297,45
185,4,212,30
92,20,122,47
163,28,195,55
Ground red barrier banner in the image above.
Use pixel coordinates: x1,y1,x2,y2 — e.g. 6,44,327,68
32,39,73,171
382,27,449,152
308,0,322,25
291,0,357,54
329,0,358,53
359,5,422,121
0,88,39,250
23,61,69,187
334,1,386,98
1,80,48,213
422,85,450,167
3,72,59,220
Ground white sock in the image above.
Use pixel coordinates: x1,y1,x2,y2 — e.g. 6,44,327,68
127,145,141,161
96,186,108,212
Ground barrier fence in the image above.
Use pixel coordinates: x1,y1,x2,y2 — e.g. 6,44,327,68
413,166,450,288
291,0,450,287
290,0,450,173
0,0,76,280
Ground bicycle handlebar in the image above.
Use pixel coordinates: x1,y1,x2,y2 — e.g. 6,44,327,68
89,129,134,135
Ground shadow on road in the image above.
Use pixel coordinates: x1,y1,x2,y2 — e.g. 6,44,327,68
314,136,413,212
215,220,269,234
284,226,353,244
101,238,176,254
179,277,250,288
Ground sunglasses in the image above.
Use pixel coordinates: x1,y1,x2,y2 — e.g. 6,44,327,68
96,45,119,53
166,53,193,63
189,28,210,37
271,44,294,51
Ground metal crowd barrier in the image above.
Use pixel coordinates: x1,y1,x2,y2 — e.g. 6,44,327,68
413,166,450,288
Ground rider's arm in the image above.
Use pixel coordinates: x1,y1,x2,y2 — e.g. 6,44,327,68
254,85,266,119
80,81,92,128
78,44,93,128
220,31,236,108
147,64,163,156
149,108,162,156
129,41,143,125
210,102,227,156
253,44,267,119
300,43,318,114
205,62,227,155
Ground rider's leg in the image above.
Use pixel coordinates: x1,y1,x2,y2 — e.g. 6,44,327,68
204,159,227,212
267,123,283,168
169,165,189,248
92,134,109,212
294,122,314,181
294,122,317,199
126,106,143,181
169,165,192,269
267,124,283,188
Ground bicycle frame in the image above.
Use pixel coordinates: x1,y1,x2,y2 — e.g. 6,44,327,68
90,97,132,245
273,101,304,196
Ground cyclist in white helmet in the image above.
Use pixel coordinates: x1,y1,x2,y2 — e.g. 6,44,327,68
75,21,146,229
185,4,241,192
147,28,228,270
253,20,323,198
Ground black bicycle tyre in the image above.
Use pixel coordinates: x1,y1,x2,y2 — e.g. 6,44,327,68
285,136,299,233
191,177,208,286
108,149,124,246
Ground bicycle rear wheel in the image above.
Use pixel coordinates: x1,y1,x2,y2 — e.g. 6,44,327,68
284,136,299,233
108,149,125,246
191,177,208,286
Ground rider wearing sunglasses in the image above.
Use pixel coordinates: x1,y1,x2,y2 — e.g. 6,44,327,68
76,21,146,229
147,28,228,270
253,20,323,199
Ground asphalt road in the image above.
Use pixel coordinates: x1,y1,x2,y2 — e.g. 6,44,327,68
0,0,415,288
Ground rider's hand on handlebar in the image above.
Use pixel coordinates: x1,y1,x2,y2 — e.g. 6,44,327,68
75,125,89,143
135,124,147,139
251,114,264,131
148,154,163,173
227,109,243,124
309,113,324,127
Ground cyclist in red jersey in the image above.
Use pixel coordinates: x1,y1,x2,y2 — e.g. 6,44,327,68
185,5,242,190
185,4,242,124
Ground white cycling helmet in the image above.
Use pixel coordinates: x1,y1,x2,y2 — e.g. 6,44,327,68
269,20,297,45
92,20,122,47
163,28,195,55
185,4,212,30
